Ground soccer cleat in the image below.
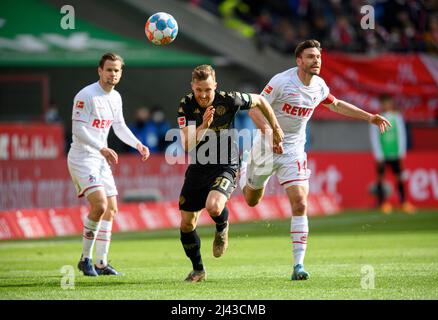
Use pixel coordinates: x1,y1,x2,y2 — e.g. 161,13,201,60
380,202,392,215
95,263,123,276
291,264,310,281
77,257,98,276
213,221,229,258
401,202,416,215
184,269,206,283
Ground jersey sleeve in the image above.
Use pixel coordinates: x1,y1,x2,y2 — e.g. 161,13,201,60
72,91,92,123
177,96,195,128
113,93,124,123
319,78,334,105
231,91,252,111
260,75,281,104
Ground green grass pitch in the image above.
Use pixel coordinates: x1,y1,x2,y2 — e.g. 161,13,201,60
0,209,437,300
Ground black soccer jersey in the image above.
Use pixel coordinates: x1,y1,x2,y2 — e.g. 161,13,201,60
177,90,252,167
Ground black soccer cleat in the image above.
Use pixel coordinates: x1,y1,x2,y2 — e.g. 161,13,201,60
77,257,98,276
94,263,123,276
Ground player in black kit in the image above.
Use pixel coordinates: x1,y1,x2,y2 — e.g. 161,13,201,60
177,65,284,282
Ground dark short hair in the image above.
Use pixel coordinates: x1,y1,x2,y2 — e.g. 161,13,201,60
192,64,216,82
379,93,393,102
99,53,124,69
295,39,322,58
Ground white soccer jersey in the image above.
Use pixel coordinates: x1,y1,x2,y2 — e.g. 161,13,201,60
261,67,331,155
70,82,137,155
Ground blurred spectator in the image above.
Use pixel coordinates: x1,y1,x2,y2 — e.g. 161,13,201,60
424,13,438,53
369,94,416,215
151,107,171,152
129,107,160,153
44,100,62,123
190,0,438,55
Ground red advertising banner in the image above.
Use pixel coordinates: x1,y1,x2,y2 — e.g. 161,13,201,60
0,123,65,161
316,53,438,121
0,193,340,240
1,152,437,212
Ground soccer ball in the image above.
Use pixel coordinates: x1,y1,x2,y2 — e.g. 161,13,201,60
145,12,178,45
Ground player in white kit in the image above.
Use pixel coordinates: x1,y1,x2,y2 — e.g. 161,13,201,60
68,53,150,276
240,40,391,280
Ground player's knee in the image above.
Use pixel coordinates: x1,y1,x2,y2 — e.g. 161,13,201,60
92,199,108,216
244,189,261,207
292,201,307,215
206,202,222,217
107,207,118,219
245,194,260,207
180,220,196,233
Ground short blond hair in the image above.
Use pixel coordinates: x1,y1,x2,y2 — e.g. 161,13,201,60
192,64,216,82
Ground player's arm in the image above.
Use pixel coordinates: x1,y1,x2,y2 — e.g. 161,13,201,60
72,120,118,164
249,94,284,148
180,106,215,152
112,121,150,162
323,95,391,133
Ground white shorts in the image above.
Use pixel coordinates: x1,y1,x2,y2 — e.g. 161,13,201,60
246,145,311,190
67,150,118,198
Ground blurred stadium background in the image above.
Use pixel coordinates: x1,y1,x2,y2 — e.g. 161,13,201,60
1,0,438,301
0,0,437,245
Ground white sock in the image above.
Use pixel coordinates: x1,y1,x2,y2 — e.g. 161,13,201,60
291,216,308,266
82,217,101,260
95,219,113,267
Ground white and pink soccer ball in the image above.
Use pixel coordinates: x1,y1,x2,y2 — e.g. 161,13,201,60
145,12,178,45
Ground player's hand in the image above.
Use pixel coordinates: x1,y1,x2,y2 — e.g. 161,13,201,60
273,141,284,154
202,106,215,128
369,114,392,133
136,143,150,162
100,147,118,165
273,126,285,146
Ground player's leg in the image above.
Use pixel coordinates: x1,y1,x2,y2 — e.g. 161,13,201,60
276,154,311,280
78,189,108,276
391,159,415,214
205,189,229,258
286,184,310,280
92,163,122,275
94,195,122,275
180,210,206,282
376,161,391,213
239,146,274,207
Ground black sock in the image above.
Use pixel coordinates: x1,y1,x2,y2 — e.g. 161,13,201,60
211,207,229,232
376,182,384,206
180,229,204,271
398,181,406,203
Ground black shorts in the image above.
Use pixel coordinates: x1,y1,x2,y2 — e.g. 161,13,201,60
179,165,237,212
377,159,402,176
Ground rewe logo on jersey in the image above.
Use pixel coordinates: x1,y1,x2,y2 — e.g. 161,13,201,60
91,119,113,129
282,103,312,117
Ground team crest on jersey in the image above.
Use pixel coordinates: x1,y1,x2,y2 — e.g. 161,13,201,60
75,101,84,109
263,85,273,94
215,105,226,116
178,116,186,128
